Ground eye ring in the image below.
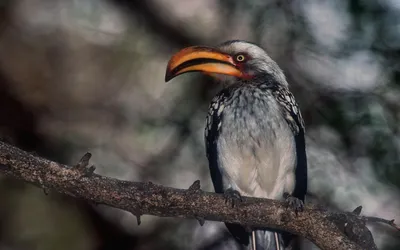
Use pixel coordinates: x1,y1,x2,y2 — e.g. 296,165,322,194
235,54,246,62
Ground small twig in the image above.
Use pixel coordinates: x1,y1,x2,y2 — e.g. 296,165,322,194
73,152,96,177
364,216,400,231
353,206,399,231
74,152,91,169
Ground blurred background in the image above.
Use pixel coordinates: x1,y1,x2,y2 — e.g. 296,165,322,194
0,0,399,249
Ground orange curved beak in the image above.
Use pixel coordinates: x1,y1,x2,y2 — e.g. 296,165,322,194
165,46,243,82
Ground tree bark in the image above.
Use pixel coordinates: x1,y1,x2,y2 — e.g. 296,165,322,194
0,141,381,250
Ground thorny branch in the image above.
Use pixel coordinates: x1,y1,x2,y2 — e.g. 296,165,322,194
0,141,398,250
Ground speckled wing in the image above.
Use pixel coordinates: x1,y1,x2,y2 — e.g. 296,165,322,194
271,85,307,201
204,89,229,194
271,86,305,134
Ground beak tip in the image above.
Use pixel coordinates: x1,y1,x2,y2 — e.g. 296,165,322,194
164,70,173,82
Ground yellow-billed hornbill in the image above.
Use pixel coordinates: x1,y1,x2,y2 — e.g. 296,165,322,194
165,40,307,250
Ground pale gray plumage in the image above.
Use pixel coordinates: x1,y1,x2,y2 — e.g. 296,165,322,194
210,85,296,199
205,40,307,250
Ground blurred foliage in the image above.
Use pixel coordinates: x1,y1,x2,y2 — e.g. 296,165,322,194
0,0,399,250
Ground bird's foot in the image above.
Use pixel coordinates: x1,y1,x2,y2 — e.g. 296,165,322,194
224,188,242,208
283,192,304,214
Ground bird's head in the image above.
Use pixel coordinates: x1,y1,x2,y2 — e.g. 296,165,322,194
165,40,287,86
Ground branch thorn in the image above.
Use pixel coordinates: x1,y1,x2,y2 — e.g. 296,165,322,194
188,180,201,194
38,176,49,195
352,206,362,215
195,216,205,226
74,152,96,177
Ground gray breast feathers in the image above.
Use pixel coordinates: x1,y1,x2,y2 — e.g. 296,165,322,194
215,88,297,199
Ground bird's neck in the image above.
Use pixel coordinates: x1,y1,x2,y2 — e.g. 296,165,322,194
225,73,288,93
253,72,289,88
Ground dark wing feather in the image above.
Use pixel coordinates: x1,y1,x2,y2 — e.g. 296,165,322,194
204,89,250,246
271,85,307,201
204,91,226,194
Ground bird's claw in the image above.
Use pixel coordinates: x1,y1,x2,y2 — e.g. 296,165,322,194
284,192,304,214
224,188,242,208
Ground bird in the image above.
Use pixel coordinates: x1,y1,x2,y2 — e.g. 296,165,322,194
165,40,307,250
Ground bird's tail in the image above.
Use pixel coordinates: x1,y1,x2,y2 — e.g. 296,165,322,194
250,230,283,250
